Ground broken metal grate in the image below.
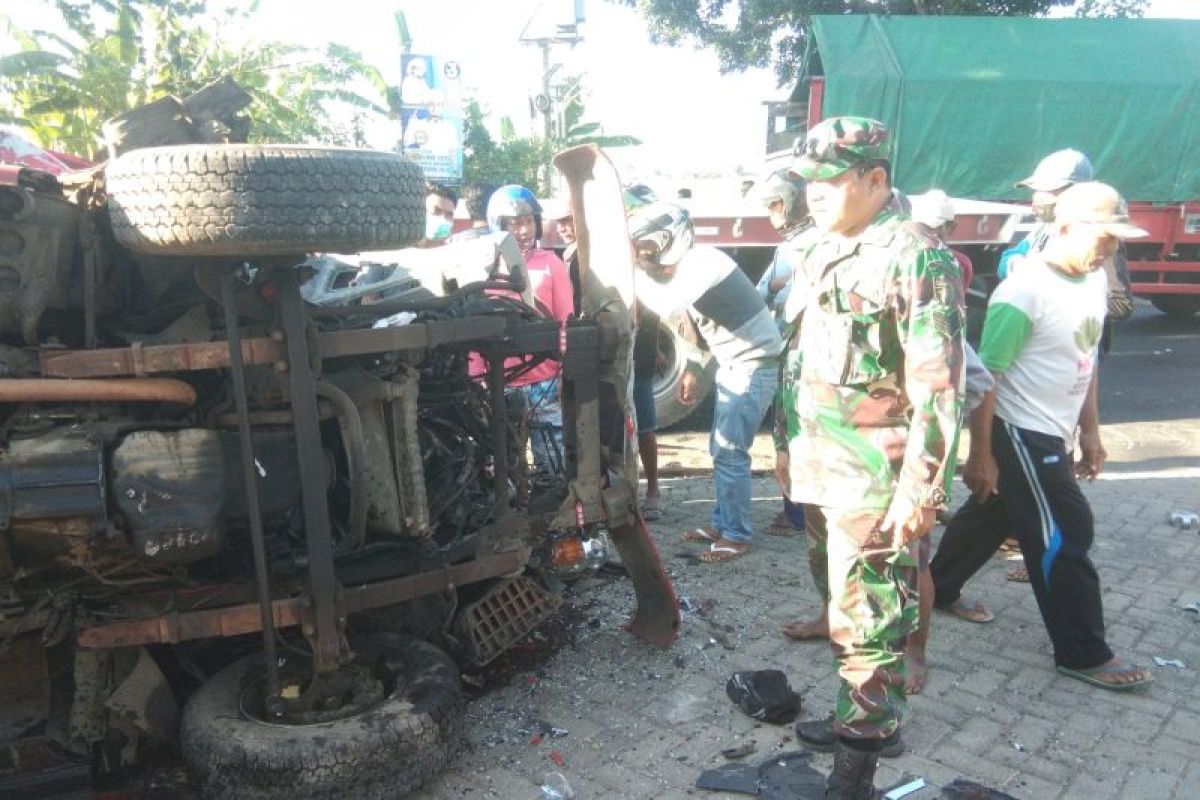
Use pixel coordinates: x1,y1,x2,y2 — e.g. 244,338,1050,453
458,576,561,666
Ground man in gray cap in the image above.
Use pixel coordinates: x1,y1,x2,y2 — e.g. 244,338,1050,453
931,182,1151,691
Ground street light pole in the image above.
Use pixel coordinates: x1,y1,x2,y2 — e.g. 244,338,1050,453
541,41,553,141
520,2,584,193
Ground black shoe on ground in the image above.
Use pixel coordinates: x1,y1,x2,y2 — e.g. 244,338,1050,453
825,740,880,800
796,716,903,758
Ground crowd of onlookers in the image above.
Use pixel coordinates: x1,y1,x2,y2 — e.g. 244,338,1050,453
407,124,1151,796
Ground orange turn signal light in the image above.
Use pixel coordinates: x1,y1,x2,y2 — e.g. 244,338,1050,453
550,537,586,569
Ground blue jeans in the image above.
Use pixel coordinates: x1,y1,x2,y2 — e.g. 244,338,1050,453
709,363,778,544
522,377,564,476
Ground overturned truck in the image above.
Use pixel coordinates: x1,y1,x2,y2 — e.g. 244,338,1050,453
0,137,677,797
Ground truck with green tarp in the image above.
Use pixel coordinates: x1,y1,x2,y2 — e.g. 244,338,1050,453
779,14,1200,317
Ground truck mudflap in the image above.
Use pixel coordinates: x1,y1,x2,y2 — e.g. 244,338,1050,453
554,144,680,647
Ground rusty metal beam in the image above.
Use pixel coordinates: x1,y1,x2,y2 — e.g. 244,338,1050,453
75,549,528,650
40,338,285,378
39,318,511,379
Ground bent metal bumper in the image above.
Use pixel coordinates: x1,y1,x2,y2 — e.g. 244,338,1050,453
554,144,681,647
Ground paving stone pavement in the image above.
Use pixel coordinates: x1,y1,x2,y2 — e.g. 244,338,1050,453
412,423,1200,800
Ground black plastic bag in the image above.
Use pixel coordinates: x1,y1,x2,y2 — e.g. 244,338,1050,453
725,670,801,724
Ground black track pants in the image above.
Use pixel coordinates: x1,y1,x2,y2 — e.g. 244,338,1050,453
930,417,1114,670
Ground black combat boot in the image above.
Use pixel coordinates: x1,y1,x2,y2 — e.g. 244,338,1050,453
825,739,880,800
797,716,904,758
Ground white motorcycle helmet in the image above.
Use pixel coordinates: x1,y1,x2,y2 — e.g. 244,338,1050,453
628,202,694,272
758,170,808,233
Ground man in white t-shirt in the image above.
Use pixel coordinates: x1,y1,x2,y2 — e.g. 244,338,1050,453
929,182,1151,690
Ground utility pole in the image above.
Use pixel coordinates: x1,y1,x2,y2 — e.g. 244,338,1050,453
541,42,553,141
520,1,585,193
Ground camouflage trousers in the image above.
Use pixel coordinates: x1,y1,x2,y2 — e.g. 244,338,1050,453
806,515,932,601
806,505,918,741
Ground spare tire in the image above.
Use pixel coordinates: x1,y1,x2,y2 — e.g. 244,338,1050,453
181,634,462,800
106,145,425,257
651,313,716,430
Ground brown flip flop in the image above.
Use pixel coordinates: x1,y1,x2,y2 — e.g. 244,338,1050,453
699,541,748,564
1006,566,1031,583
682,527,719,544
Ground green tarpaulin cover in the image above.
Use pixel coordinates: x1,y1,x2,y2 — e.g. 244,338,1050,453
809,15,1200,202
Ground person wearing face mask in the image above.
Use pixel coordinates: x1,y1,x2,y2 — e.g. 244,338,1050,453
995,151,1133,585
422,184,457,247
929,182,1151,693
479,184,574,477
754,171,812,539
999,150,1133,351
630,203,782,564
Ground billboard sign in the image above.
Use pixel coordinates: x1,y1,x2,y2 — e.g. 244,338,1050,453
399,53,464,184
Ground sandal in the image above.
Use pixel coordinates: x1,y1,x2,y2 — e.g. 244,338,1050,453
1057,661,1152,691
682,527,719,544
699,540,748,564
1006,566,1031,583
935,598,994,623
641,504,662,521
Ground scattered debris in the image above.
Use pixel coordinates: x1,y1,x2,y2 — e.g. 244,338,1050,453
694,762,760,795
1182,602,1200,619
1168,510,1199,530
1011,741,1024,752
665,690,708,725
533,720,570,738
720,742,758,760
540,771,575,800
549,750,567,768
704,621,737,651
1153,656,1186,669
756,751,824,800
883,777,927,799
726,670,802,724
941,778,1019,799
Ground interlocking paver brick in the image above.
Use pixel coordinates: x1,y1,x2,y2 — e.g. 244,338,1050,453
411,413,1200,799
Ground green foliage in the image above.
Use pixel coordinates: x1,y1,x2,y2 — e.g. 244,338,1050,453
462,98,555,193
462,73,640,194
0,0,391,158
619,0,1148,85
1073,0,1147,16
554,74,642,150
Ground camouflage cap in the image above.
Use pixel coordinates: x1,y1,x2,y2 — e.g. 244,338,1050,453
790,117,891,181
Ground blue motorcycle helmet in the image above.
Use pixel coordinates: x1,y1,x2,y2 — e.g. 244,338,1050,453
486,184,543,240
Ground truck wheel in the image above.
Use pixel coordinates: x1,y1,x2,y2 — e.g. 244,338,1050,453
106,145,425,257
1150,296,1200,318
181,634,462,800
652,315,716,430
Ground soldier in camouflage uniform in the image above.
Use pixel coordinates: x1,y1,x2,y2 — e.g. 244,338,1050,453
776,117,965,799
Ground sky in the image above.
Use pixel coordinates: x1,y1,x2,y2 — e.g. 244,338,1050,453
249,0,782,181
6,0,1200,185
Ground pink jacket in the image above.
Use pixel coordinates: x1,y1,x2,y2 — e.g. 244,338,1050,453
470,248,574,388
